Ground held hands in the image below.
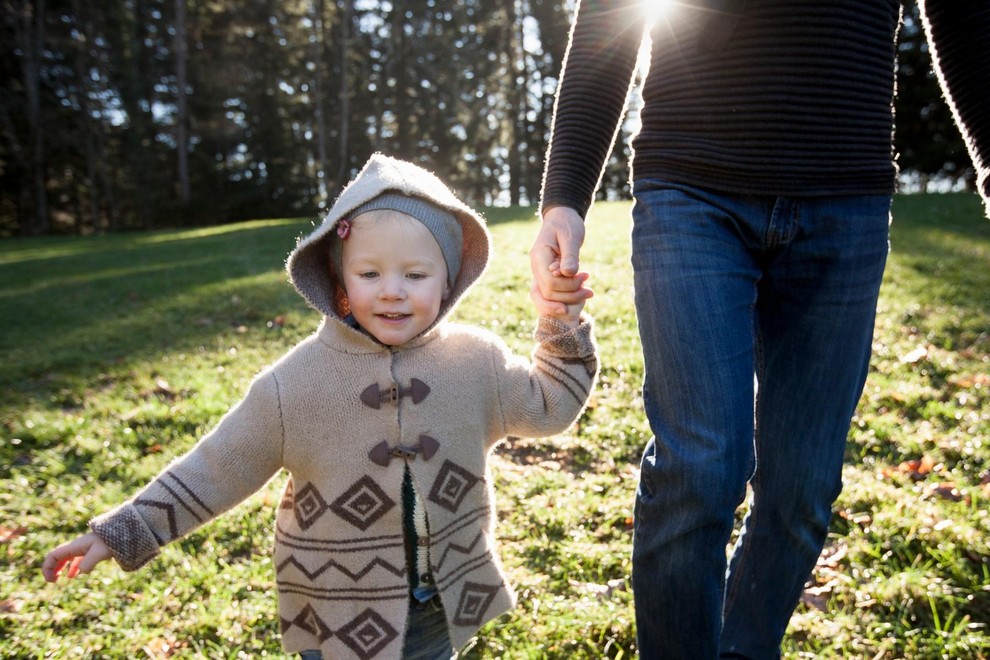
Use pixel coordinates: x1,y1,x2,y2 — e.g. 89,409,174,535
41,532,112,583
530,206,594,327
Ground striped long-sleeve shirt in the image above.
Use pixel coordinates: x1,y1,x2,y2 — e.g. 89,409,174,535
541,0,990,216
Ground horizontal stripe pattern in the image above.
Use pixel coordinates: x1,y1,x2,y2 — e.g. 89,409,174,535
543,0,905,214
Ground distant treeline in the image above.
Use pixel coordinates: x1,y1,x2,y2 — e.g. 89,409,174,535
0,0,972,237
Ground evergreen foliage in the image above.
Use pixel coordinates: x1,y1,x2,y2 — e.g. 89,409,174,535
0,0,971,236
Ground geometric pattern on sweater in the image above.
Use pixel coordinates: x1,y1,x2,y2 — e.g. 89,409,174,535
452,582,501,627
288,478,397,532
338,608,399,659
534,354,596,407
276,554,406,582
432,531,483,573
133,470,216,544
293,483,329,530
330,477,397,531
427,460,479,513
132,498,177,544
274,576,408,602
280,605,398,659
280,477,295,509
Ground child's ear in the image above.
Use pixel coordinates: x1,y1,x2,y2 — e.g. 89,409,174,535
442,283,451,300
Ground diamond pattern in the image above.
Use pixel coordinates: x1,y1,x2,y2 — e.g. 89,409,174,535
452,582,500,627
294,483,329,530
331,476,396,531
428,460,479,513
338,608,399,659
290,604,333,642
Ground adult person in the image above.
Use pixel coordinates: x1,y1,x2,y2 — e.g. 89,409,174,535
531,1,989,658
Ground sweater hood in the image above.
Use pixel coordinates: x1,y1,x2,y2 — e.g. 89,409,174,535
287,154,491,335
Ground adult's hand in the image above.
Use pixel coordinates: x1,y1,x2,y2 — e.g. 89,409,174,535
529,206,593,317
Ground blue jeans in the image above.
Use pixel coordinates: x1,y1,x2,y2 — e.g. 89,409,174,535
629,178,890,659
299,595,452,660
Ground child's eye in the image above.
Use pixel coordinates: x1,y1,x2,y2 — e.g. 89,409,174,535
359,271,379,279
406,272,425,281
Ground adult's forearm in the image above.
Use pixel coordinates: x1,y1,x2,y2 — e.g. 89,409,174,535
540,0,645,218
920,0,990,214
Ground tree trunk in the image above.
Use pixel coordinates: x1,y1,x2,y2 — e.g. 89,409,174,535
175,0,190,205
117,0,155,230
97,125,119,231
311,0,330,198
508,0,523,206
70,0,101,233
389,0,411,157
334,0,351,189
20,0,49,235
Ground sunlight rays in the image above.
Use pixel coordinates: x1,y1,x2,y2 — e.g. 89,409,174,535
643,0,675,26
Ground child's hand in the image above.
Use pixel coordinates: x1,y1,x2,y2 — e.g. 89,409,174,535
543,259,592,327
42,532,113,583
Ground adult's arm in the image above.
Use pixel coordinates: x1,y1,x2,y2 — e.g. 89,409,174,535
533,0,646,314
919,0,990,218
540,0,646,217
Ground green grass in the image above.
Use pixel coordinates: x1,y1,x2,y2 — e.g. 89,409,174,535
2,194,988,658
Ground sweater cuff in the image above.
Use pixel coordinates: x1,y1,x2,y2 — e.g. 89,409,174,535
534,313,596,358
89,503,161,572
539,198,590,221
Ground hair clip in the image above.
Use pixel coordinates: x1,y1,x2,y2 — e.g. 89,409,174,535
336,218,351,240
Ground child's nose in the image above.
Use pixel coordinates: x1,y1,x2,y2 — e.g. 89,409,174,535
379,275,406,299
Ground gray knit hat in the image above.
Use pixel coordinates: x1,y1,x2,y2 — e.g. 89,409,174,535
331,193,462,288
287,153,491,325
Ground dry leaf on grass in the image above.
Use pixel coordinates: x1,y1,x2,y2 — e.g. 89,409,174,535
881,455,938,481
142,637,187,658
0,526,26,544
922,481,966,503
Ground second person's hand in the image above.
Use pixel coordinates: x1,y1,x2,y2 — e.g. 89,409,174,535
530,206,593,317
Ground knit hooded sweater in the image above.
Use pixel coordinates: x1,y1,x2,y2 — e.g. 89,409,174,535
89,154,599,658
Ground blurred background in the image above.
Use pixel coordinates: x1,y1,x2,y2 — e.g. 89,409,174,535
0,0,973,237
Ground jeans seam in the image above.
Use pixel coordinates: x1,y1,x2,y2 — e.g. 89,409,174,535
723,311,763,616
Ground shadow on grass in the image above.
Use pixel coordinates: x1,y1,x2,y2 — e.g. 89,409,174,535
0,219,315,406
843,194,990,468
889,193,990,298
0,208,543,411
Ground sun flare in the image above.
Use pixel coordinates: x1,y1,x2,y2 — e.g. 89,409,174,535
644,0,674,25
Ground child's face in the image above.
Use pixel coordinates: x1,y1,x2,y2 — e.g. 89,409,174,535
339,212,450,346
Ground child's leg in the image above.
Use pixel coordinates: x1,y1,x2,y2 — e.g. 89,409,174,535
402,595,453,660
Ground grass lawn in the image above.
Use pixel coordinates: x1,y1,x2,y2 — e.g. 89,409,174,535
1,194,988,658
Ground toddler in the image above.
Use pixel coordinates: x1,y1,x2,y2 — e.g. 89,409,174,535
42,154,598,659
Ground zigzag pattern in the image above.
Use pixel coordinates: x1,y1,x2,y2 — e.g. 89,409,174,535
433,531,483,572
277,554,407,582
133,470,218,544
133,498,178,542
